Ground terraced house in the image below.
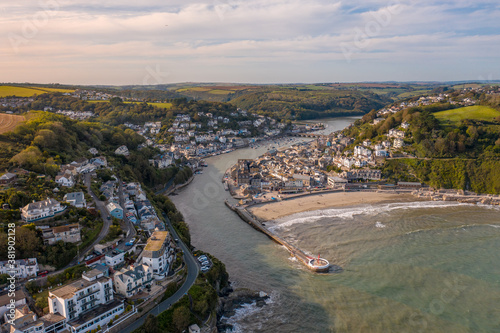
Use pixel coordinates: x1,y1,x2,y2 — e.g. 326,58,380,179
114,264,154,297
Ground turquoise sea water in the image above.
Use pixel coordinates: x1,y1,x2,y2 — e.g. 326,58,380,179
172,118,500,332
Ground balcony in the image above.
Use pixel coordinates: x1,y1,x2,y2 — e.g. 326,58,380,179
77,288,99,301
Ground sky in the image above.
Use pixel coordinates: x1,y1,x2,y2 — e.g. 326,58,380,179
1,0,499,85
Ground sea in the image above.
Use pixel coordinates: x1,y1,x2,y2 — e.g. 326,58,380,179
171,117,500,333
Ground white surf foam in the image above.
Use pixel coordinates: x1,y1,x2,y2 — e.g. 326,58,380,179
270,201,474,231
221,291,280,332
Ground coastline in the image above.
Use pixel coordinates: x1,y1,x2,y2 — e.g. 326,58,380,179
248,191,422,221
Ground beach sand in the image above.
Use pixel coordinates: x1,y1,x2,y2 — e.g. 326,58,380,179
249,191,420,221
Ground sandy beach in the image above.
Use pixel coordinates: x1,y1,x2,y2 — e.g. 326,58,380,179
249,191,420,221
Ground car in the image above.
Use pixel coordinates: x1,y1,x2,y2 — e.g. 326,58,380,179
201,267,210,272
201,261,210,266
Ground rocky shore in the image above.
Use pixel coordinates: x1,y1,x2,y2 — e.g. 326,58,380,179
217,283,270,332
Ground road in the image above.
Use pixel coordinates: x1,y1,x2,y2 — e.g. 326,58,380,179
115,180,137,251
119,214,199,333
74,173,113,264
28,173,113,284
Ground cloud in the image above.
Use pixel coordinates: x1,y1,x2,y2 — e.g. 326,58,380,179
0,0,499,84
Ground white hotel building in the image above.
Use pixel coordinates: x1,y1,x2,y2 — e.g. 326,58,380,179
48,268,124,333
142,230,174,280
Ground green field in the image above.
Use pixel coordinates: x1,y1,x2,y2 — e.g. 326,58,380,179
88,100,172,109
208,89,232,95
434,106,500,125
148,102,172,109
0,85,74,98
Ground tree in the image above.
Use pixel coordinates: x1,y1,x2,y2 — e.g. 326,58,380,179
142,314,160,333
172,306,190,333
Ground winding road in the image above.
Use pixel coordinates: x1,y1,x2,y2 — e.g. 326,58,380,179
119,213,199,333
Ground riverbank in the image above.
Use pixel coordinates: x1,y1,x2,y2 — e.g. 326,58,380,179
249,191,419,221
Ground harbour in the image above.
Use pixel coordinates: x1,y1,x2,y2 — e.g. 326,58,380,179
224,200,330,273
170,117,500,332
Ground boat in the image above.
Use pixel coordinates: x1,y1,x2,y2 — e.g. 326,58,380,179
224,182,229,191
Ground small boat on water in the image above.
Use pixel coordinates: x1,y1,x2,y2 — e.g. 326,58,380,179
224,182,229,191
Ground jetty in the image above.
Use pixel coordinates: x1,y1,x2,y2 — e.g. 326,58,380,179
225,200,330,273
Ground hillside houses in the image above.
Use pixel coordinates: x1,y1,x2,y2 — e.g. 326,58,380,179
63,192,86,208
40,223,81,245
21,198,66,222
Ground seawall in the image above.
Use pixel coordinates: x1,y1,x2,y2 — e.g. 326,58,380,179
225,200,329,273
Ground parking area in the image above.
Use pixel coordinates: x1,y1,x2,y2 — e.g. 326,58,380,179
196,254,212,273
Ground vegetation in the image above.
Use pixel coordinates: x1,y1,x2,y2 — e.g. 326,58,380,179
151,194,191,247
0,113,25,134
173,167,193,185
344,89,500,193
434,105,500,125
0,85,74,98
230,88,391,120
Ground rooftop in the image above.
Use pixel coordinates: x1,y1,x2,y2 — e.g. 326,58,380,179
144,230,169,252
50,276,109,300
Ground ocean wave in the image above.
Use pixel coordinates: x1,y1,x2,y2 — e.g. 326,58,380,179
270,201,474,231
221,291,280,332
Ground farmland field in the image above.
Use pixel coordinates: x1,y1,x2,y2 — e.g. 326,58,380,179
148,102,172,109
88,100,172,109
208,89,232,95
0,113,25,134
434,106,500,125
0,85,74,97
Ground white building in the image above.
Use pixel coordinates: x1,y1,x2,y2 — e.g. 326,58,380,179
394,138,404,148
105,251,125,268
114,264,154,298
142,231,173,280
63,192,86,208
0,290,27,320
20,199,66,222
48,268,124,333
114,145,130,156
42,224,81,245
55,175,75,187
388,128,405,138
0,259,39,279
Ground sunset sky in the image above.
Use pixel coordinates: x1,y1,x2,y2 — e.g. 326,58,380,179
1,0,499,85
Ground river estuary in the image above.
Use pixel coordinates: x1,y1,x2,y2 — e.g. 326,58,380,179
171,117,500,332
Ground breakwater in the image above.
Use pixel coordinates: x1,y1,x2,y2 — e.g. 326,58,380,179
224,200,330,273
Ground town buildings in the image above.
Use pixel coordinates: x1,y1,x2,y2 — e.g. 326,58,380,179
63,192,86,208
48,268,124,333
0,259,39,279
20,199,65,222
142,231,174,280
41,224,81,245
113,264,154,298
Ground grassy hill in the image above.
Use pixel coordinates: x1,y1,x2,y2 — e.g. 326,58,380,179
0,113,25,134
229,88,391,120
88,100,173,109
0,85,74,97
434,106,500,125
